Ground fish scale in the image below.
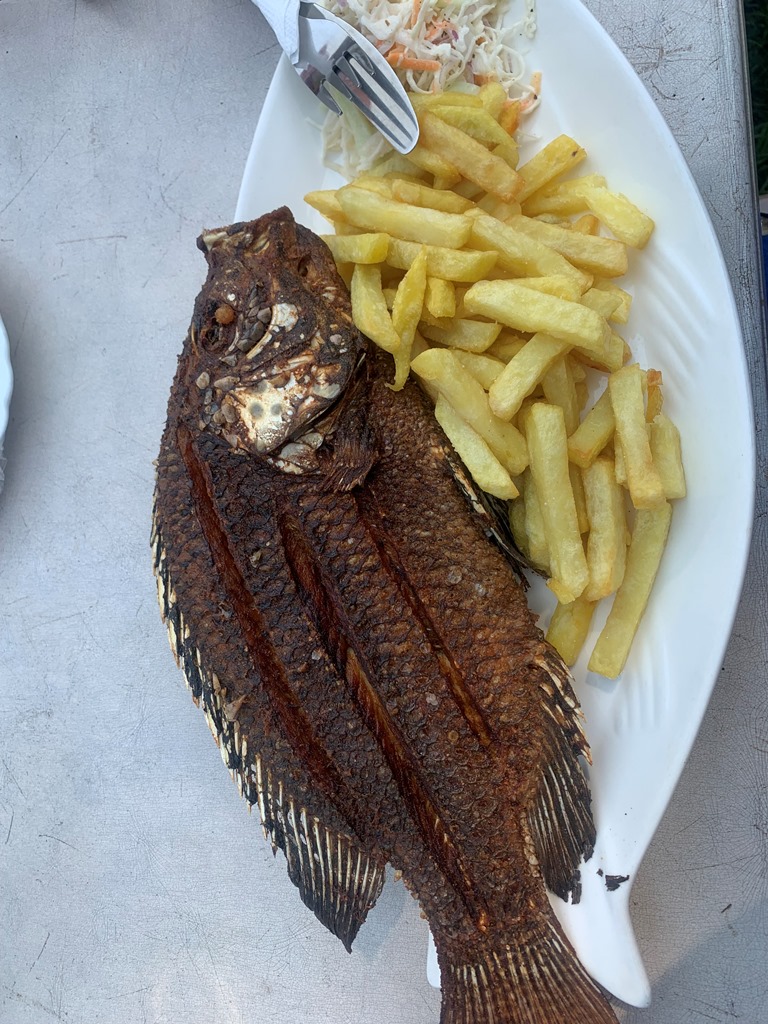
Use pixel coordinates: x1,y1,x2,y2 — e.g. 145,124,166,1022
153,208,620,1024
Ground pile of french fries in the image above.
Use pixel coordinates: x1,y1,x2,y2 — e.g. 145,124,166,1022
305,82,686,680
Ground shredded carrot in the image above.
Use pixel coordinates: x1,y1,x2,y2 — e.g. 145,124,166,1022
426,18,453,41
410,0,422,28
473,73,494,86
386,53,442,72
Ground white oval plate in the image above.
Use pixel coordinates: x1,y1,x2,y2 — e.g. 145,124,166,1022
235,0,755,1009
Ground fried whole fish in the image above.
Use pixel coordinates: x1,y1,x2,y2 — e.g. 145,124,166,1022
152,208,619,1024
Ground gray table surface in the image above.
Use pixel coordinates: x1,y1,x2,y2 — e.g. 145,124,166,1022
1,2,767,1022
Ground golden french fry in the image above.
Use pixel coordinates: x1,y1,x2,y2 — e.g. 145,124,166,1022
588,502,672,678
419,112,523,202
516,135,587,202
570,463,589,535
571,328,626,374
409,91,484,112
546,595,597,666
582,457,628,600
420,318,502,353
645,368,664,422
508,214,628,278
567,389,615,467
391,246,428,389
522,402,589,602
582,186,655,248
350,265,400,354
478,81,507,119
475,194,521,221
390,178,474,214
470,214,591,289
338,186,472,247
452,350,507,390
387,237,498,282
515,276,583,301
571,214,600,235
489,333,571,420
320,232,390,265
424,276,456,319
434,395,519,500
579,286,623,320
520,467,550,572
593,280,632,324
304,189,348,225
464,279,609,356
541,356,580,435
609,365,665,509
522,174,608,217
508,495,529,559
486,330,529,363
434,105,514,149
650,413,686,499
411,348,528,474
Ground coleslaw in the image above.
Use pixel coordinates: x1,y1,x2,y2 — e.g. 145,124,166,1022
317,0,539,178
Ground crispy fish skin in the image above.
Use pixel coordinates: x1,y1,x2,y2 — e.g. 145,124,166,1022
152,209,619,1023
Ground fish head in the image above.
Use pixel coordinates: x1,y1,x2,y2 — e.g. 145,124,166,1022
187,208,366,456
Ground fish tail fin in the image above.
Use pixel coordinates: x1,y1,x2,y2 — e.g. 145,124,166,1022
439,918,618,1024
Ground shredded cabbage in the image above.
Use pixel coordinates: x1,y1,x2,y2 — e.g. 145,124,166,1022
318,0,538,179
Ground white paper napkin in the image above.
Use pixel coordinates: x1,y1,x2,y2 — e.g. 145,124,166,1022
252,0,302,63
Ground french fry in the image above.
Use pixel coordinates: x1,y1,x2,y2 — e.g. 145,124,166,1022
508,214,628,278
338,186,472,247
522,174,608,217
419,112,523,202
522,402,589,602
420,318,502,353
489,333,571,420
391,247,428,389
508,494,530,559
453,350,507,390
478,81,507,119
593,280,632,324
650,413,686,499
470,214,591,289
520,467,550,572
498,99,521,135
350,265,400,354
387,237,498,282
609,365,665,509
582,458,628,600
516,135,587,202
320,232,390,265
588,502,672,678
487,330,530,362
541,356,580,435
571,214,600,235
571,328,626,374
567,389,615,467
581,186,655,248
434,395,519,500
579,286,623,320
391,178,474,214
570,464,589,535
409,91,484,112
464,279,609,355
411,348,528,474
425,276,456,319
546,595,597,666
304,189,348,225
434,104,514,149
515,275,583,302
645,369,664,422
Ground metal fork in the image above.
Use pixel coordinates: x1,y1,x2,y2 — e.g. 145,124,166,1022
294,2,420,154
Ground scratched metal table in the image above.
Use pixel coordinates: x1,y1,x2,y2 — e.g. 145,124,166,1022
0,2,766,1022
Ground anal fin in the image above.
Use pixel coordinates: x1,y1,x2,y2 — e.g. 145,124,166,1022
527,648,596,902
249,755,386,952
